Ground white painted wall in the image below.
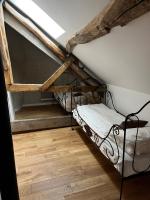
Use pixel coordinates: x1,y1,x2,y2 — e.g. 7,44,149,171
33,0,150,95
108,85,150,123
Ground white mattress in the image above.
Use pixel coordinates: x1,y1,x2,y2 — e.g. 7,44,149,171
73,103,150,177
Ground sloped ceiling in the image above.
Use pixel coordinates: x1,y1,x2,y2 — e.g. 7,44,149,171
33,0,150,94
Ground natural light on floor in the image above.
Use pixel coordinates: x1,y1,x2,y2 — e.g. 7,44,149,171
9,0,65,39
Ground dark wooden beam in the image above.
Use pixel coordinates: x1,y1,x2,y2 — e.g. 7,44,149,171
66,0,150,52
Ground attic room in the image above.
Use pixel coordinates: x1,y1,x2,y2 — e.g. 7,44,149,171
0,0,150,200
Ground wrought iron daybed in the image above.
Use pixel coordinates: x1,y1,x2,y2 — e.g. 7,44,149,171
55,88,150,199
73,91,150,199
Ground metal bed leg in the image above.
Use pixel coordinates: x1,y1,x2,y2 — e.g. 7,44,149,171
119,177,124,200
70,88,74,131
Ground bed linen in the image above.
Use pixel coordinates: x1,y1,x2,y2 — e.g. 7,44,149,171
73,103,150,177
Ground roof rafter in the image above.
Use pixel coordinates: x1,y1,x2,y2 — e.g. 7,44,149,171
1,2,105,94
0,3,13,85
66,0,150,53
4,2,65,61
41,58,73,91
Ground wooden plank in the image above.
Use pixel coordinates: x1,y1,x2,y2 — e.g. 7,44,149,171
66,0,116,52
4,10,61,65
8,84,71,92
13,127,150,200
4,2,65,61
8,83,42,92
5,2,102,88
5,3,101,87
66,0,150,52
5,3,103,88
41,59,73,91
113,0,150,26
11,116,76,132
7,83,105,93
70,63,100,86
48,85,106,93
0,4,13,84
7,84,72,93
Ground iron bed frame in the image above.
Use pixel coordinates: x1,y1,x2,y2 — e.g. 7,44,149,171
62,88,150,200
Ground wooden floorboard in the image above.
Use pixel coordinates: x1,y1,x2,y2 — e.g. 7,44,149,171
13,127,150,200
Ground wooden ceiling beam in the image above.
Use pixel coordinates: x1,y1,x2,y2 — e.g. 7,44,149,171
0,4,13,85
41,59,73,91
4,2,65,61
112,0,150,26
4,2,101,88
8,84,42,92
66,0,150,53
7,83,105,93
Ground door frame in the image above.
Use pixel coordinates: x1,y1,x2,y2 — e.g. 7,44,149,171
0,54,19,200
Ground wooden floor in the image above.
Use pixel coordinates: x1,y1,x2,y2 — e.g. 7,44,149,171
15,104,67,120
13,127,150,200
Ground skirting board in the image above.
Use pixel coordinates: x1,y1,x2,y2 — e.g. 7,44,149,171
11,115,77,133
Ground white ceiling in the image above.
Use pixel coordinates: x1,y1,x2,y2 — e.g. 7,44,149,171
33,0,109,44
33,0,150,94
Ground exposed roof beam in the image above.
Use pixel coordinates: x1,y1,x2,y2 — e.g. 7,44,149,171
4,10,61,65
8,83,42,92
8,83,104,93
0,3,13,84
66,0,150,53
5,2,101,87
4,2,65,61
41,59,73,91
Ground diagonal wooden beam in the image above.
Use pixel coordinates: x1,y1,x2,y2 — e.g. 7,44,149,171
0,4,13,85
41,59,73,91
66,0,150,52
5,2,101,87
4,2,65,61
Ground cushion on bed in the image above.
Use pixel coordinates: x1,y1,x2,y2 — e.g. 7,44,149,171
120,120,148,129
74,103,125,136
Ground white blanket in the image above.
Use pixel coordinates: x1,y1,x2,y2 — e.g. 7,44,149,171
75,103,125,135
112,127,150,156
73,103,150,177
